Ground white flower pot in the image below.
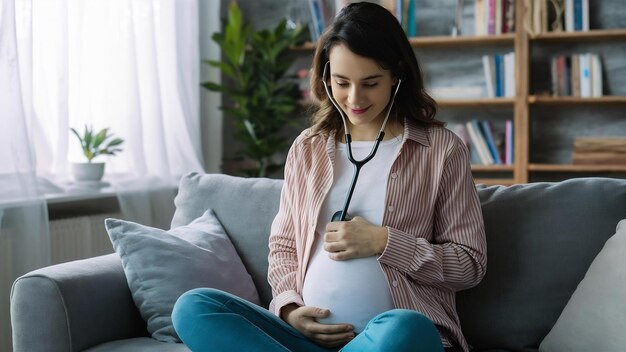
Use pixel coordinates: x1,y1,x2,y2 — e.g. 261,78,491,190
71,162,105,182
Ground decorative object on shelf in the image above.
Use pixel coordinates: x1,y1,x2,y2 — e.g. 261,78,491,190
550,0,565,32
70,125,124,182
203,2,305,177
524,0,548,35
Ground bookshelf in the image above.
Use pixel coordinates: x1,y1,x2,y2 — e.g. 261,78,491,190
283,0,626,185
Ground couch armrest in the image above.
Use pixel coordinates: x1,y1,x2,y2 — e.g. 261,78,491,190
11,253,147,352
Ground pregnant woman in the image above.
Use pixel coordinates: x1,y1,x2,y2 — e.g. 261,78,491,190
172,3,486,351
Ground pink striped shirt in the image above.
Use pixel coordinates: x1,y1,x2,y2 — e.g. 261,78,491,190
268,119,487,351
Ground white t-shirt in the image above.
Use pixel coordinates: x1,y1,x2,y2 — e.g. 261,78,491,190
302,135,402,332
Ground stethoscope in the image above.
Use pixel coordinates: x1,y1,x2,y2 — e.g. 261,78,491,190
322,61,402,222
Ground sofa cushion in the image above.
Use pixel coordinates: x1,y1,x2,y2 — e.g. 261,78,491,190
457,178,626,350
538,219,626,352
171,172,283,307
105,209,260,343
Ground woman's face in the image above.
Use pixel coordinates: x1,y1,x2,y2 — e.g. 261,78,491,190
327,44,397,138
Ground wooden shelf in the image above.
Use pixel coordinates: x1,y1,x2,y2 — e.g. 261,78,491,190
471,164,515,172
292,34,515,51
528,164,626,172
408,34,515,48
438,98,515,108
530,29,626,43
528,96,626,105
474,178,516,186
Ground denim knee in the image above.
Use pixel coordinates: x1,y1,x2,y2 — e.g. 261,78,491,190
384,309,437,333
171,288,228,332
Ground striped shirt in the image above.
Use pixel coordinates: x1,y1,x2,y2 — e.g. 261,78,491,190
268,119,487,351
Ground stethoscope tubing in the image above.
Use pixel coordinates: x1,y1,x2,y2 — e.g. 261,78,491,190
322,61,401,221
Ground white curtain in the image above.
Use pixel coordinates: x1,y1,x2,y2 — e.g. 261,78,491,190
1,0,219,349
14,0,206,223
23,0,204,178
1,0,51,348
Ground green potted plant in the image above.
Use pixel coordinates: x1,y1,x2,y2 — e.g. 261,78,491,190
70,125,124,182
203,2,305,177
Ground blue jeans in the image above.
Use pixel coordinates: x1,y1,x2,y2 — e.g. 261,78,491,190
172,288,444,352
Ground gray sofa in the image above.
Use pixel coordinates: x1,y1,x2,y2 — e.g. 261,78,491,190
11,173,626,351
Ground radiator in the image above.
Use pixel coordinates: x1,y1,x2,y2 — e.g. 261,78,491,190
1,213,120,351
49,212,120,264
1,233,12,352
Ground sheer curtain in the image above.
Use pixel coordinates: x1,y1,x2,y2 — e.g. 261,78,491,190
1,0,217,349
1,0,51,348
21,0,206,223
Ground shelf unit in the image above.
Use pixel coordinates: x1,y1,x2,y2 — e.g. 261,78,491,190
526,25,626,181
292,2,626,186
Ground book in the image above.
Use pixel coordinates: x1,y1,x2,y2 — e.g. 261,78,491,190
488,0,496,35
504,52,515,98
565,0,574,32
480,120,503,164
505,119,513,164
574,0,583,31
475,0,486,36
494,54,503,97
449,123,481,164
579,53,591,97
495,0,502,35
504,0,515,33
571,55,580,97
483,55,495,98
466,121,494,165
590,54,603,97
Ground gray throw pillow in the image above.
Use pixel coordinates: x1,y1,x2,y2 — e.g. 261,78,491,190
105,209,261,343
539,219,626,352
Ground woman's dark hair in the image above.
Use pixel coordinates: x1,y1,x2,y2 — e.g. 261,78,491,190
309,2,442,134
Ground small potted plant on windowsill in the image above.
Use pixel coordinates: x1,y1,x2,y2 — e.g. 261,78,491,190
70,125,124,182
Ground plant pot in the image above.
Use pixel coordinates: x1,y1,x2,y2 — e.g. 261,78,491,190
71,162,105,182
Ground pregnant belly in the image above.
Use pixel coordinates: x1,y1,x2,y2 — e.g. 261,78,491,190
302,255,395,333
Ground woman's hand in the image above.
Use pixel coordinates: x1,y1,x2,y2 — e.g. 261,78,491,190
281,304,355,348
324,216,389,260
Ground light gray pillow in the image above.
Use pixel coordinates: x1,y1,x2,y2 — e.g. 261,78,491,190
539,219,626,352
105,209,261,343
171,172,284,307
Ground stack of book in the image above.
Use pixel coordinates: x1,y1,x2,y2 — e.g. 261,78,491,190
572,138,626,165
483,52,515,98
449,120,514,165
475,0,515,36
551,54,603,97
